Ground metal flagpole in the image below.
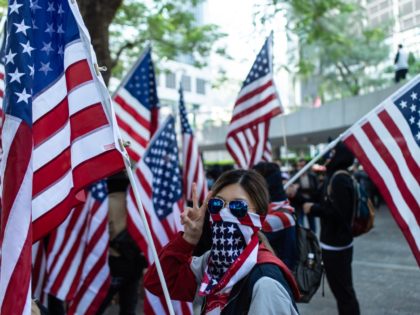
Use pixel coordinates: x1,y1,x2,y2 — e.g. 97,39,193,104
123,157,176,315
280,115,290,173
283,135,343,189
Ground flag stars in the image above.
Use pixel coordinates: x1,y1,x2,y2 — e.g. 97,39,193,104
57,24,65,34
58,4,65,14
410,104,416,112
4,49,17,65
41,42,54,55
8,68,25,83
9,0,23,14
47,1,55,12
30,0,42,12
45,23,55,36
28,65,35,78
39,62,53,76
15,88,31,104
399,100,407,108
411,92,417,100
409,116,415,124
20,40,35,56
14,19,31,36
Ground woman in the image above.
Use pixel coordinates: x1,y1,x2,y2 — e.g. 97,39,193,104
144,169,300,314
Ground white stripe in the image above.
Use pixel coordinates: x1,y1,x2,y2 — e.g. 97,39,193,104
228,97,280,133
320,242,353,251
145,290,166,315
265,215,285,231
68,81,102,115
385,102,420,165
33,121,70,169
236,73,273,101
64,40,88,69
237,131,252,162
32,171,73,221
114,100,150,140
116,88,152,120
0,120,32,309
226,137,247,169
119,128,146,158
46,210,73,270
32,242,47,300
352,127,420,249
368,114,420,205
233,78,277,116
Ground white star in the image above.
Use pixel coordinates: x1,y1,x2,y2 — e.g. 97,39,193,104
57,4,65,14
15,88,31,103
417,120,420,128
56,24,64,34
8,68,25,83
410,92,417,100
32,19,38,30
39,62,52,75
399,100,407,108
14,19,30,36
410,104,416,112
9,0,23,14
417,132,420,140
41,42,54,55
4,49,16,65
57,46,64,58
30,0,42,12
20,40,35,56
227,225,235,234
409,116,415,124
47,1,55,12
45,23,55,36
28,65,35,78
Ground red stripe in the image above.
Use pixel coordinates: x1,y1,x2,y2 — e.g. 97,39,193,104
0,72,4,80
0,90,4,98
183,135,194,199
33,98,68,147
84,273,110,315
114,95,151,130
66,60,92,92
344,135,420,266
235,79,273,106
231,92,278,123
126,146,140,162
136,167,153,198
70,103,109,140
362,122,420,221
116,115,149,148
32,242,45,295
379,110,420,184
33,148,71,197
227,109,280,137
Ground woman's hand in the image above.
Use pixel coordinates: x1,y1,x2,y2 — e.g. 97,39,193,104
181,183,212,245
303,202,314,214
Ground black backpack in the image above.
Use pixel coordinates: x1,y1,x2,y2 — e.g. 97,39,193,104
293,224,324,303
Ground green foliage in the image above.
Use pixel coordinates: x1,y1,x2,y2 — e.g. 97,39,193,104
257,0,391,100
110,0,226,79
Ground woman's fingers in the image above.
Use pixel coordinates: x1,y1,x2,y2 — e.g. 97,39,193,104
199,191,213,216
192,183,198,211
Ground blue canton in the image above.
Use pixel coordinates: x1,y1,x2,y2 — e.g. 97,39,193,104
90,180,108,203
124,48,159,110
178,86,192,134
242,35,271,88
4,0,80,126
394,83,420,146
207,221,245,290
143,116,182,220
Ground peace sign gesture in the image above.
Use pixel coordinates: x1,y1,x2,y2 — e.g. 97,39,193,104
181,183,212,245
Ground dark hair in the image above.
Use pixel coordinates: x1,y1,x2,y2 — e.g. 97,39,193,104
399,44,403,48
211,169,269,216
252,162,280,178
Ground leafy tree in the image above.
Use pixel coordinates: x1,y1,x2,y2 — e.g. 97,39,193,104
256,0,391,100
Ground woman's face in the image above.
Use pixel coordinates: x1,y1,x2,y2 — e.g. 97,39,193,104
215,183,257,214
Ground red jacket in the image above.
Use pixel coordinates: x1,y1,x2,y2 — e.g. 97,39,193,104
144,232,300,302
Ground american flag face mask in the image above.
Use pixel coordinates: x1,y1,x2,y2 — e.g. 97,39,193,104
198,208,264,313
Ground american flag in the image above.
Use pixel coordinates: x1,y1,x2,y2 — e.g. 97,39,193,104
226,33,282,169
0,29,5,109
0,1,124,314
114,47,159,162
343,75,420,266
179,86,208,203
32,240,48,304
126,115,192,314
262,200,296,233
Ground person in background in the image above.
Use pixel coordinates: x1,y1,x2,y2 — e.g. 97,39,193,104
253,162,298,271
144,170,300,314
394,44,409,83
97,172,147,315
303,142,360,315
290,159,318,233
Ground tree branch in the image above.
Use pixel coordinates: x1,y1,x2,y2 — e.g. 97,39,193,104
111,39,144,70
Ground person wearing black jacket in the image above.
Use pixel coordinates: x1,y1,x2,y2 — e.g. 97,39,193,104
303,142,360,315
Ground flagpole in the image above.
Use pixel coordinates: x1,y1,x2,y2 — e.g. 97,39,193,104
123,158,176,315
283,135,343,189
280,115,290,173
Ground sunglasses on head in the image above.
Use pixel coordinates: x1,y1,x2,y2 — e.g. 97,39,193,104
207,198,249,218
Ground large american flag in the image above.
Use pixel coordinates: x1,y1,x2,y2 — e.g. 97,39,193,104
179,86,208,203
343,75,420,266
0,1,124,314
113,47,159,162
226,33,282,169
126,115,192,314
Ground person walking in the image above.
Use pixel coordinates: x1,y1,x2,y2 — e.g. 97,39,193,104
303,142,360,315
144,170,300,314
394,44,409,83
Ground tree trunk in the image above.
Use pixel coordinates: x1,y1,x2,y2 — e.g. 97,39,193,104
78,0,123,85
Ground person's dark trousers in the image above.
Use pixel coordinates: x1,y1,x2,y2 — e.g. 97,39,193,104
395,69,408,83
47,294,65,315
297,212,317,233
96,256,142,315
322,247,360,315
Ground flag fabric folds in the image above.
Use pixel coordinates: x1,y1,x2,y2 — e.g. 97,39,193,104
342,75,420,266
126,115,192,314
114,47,159,162
179,86,208,203
0,1,124,314
226,33,282,169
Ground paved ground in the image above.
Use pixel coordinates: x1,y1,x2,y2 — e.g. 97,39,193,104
106,205,420,314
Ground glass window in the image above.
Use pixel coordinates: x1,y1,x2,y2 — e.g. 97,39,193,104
165,72,176,89
196,78,206,95
182,75,191,92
